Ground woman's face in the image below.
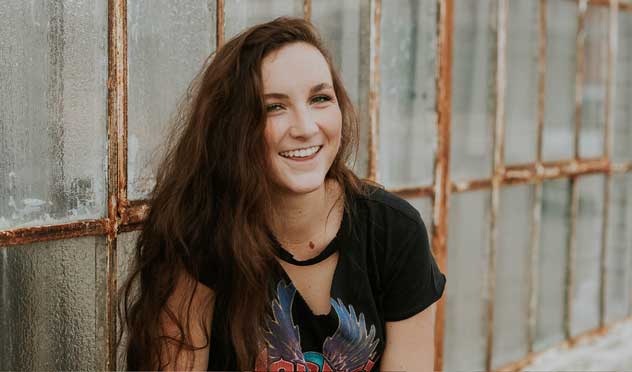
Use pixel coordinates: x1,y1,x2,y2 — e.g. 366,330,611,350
262,42,342,196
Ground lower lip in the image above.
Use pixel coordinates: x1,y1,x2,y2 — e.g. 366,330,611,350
280,146,322,162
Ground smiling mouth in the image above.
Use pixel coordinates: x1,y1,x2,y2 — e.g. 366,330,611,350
278,145,322,159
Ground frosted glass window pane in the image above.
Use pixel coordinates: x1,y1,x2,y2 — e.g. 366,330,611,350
444,190,491,371
614,12,632,162
571,175,604,336
127,0,215,200
1,237,107,371
492,185,532,369
535,179,570,351
0,1,108,229
504,1,538,165
116,231,141,370
378,0,437,188
543,1,577,161
225,0,303,40
450,0,495,181
605,174,632,322
580,6,608,159
312,1,371,178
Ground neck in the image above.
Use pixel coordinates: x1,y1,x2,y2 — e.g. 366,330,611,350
269,179,343,246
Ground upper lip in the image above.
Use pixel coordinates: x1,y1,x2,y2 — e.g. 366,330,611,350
279,145,322,153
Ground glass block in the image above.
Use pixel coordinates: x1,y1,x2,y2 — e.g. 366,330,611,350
614,12,632,162
580,6,608,159
378,0,437,188
571,175,605,336
312,0,371,178
535,179,570,352
0,237,107,371
127,0,216,200
450,0,495,181
605,174,632,322
492,185,533,369
224,0,303,40
504,1,539,165
444,190,491,371
543,0,577,161
0,1,108,229
407,196,433,252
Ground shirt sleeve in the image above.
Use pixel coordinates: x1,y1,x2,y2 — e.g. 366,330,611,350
381,215,446,322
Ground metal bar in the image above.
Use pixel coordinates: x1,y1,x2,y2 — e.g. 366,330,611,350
599,0,618,329
107,0,126,369
575,0,587,159
564,0,587,341
216,0,225,49
451,178,493,193
527,0,548,353
389,185,435,199
485,1,508,369
588,0,632,11
367,0,381,182
432,0,454,369
0,220,109,247
303,0,311,21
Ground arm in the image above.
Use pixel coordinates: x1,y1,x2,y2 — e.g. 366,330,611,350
158,271,215,371
379,303,437,372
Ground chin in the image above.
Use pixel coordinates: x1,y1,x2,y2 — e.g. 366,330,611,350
273,175,327,195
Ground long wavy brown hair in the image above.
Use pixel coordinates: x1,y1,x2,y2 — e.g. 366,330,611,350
118,17,367,370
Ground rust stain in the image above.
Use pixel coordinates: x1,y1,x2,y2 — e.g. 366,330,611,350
303,0,311,21
216,0,225,49
367,0,381,182
0,220,108,247
431,1,453,369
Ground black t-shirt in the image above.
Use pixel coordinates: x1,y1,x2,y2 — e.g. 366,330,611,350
206,183,446,371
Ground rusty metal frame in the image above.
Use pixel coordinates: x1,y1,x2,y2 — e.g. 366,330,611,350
430,0,453,370
599,0,619,329
106,0,126,370
588,0,632,11
484,1,508,370
303,0,311,21
526,0,548,354
217,0,225,49
1,1,631,371
367,0,381,182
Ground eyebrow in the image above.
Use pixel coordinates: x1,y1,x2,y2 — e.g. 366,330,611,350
263,82,333,100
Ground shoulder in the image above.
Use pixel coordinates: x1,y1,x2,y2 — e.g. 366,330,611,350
353,181,425,228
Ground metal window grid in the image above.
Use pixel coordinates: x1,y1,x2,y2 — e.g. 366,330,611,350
1,0,632,370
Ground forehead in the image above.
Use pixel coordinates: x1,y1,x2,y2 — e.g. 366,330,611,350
261,42,333,93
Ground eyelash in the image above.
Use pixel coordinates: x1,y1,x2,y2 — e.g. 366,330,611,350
265,95,333,113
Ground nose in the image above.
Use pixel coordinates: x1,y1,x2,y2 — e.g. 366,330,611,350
289,104,319,138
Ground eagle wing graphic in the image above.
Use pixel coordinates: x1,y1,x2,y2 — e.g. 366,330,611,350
264,280,306,363
322,298,379,371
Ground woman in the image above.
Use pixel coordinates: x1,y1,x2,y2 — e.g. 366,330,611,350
119,17,445,371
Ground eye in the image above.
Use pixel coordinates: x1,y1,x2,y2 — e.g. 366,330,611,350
311,95,333,104
266,103,284,113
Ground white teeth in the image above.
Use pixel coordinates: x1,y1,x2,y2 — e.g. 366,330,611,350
280,145,320,159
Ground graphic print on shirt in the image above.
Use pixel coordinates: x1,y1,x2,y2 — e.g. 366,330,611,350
255,280,379,372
